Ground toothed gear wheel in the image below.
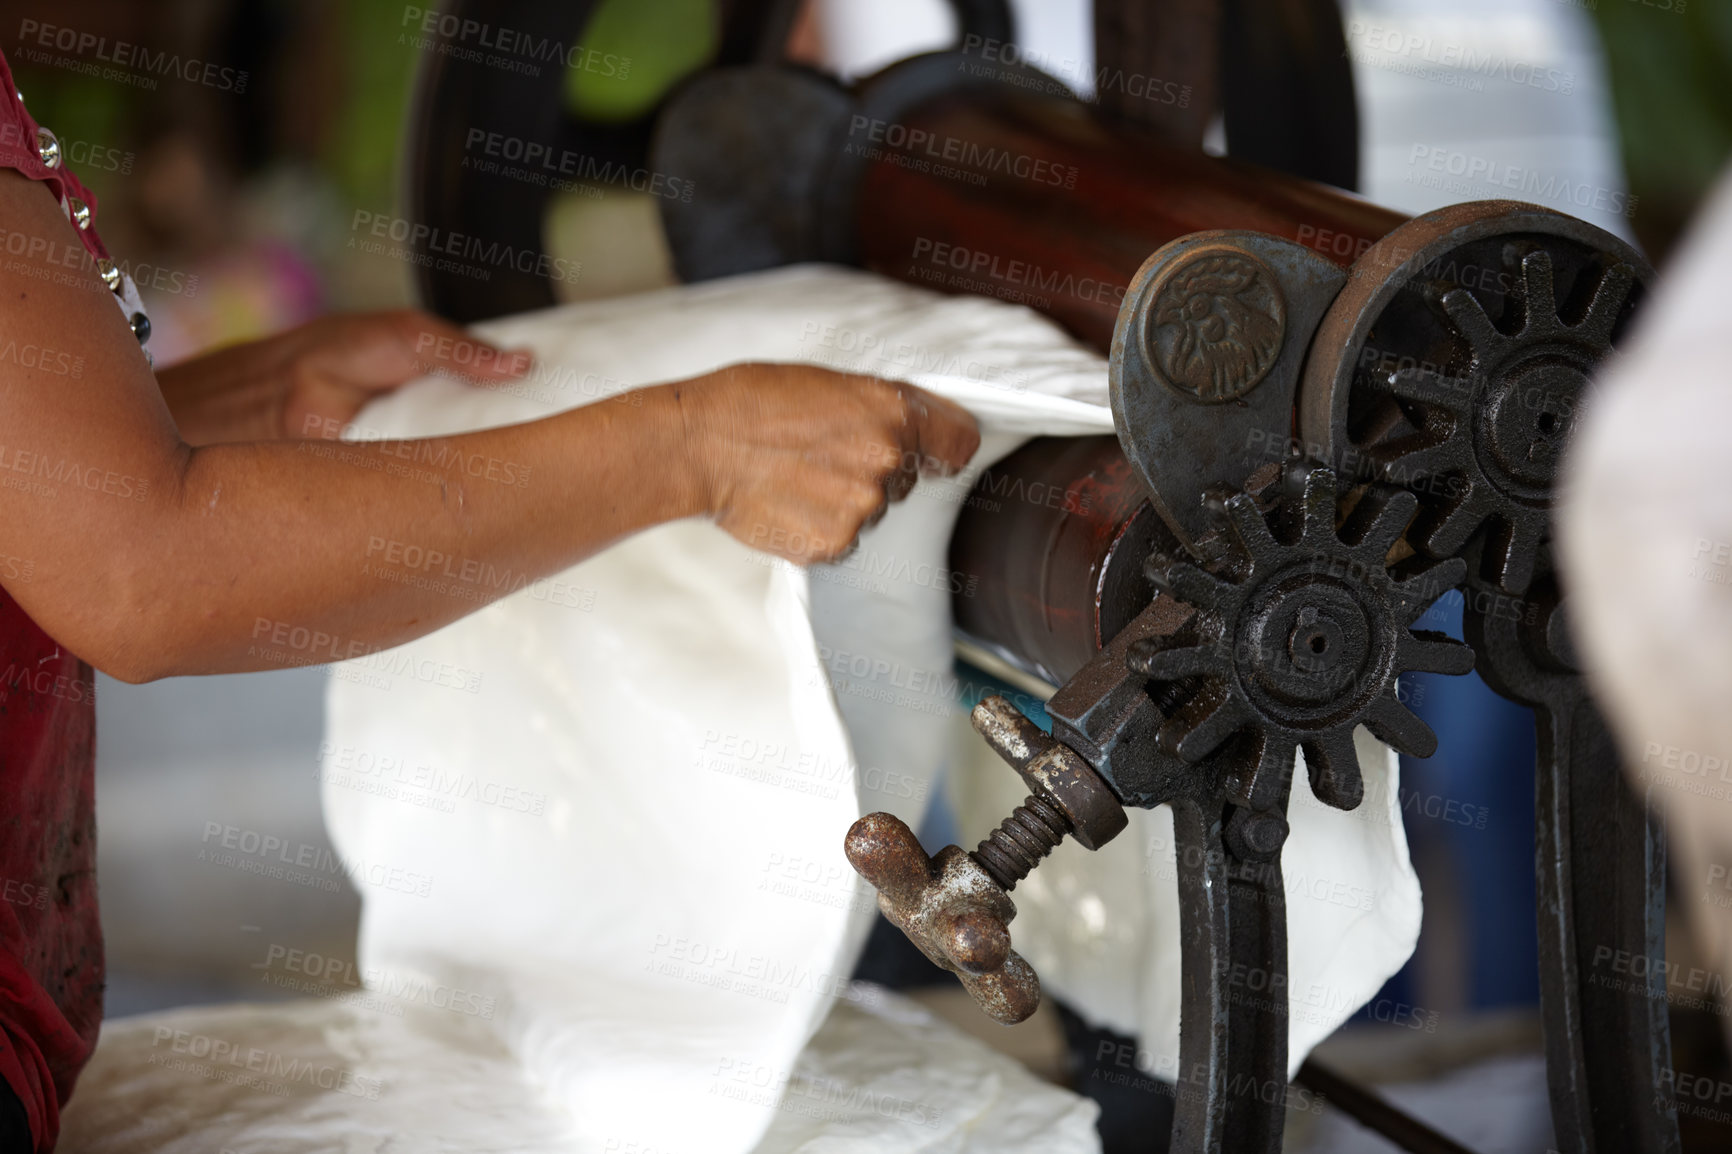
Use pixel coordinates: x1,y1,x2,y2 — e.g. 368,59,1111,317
1127,468,1473,814
1298,204,1652,596
1361,250,1634,593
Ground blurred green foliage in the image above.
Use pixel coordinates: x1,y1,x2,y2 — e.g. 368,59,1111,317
326,1,424,211
1593,0,1732,261
564,0,718,122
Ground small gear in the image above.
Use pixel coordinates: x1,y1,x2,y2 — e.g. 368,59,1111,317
1352,249,1636,593
1127,468,1473,814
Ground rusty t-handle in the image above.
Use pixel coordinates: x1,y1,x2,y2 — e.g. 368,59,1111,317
844,696,1128,1024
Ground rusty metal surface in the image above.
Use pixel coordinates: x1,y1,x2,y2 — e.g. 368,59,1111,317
972,697,1127,850
1111,230,1346,555
847,696,1128,1024
844,810,1043,1024
848,694,1128,1024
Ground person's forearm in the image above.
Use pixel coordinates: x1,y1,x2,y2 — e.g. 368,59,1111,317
30,386,701,682
0,171,978,685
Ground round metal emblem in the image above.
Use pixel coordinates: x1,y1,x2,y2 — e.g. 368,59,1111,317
1144,246,1286,403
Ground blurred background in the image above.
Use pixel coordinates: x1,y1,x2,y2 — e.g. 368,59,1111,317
8,0,1729,1150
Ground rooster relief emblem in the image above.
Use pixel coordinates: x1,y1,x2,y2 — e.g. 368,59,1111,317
1147,250,1286,402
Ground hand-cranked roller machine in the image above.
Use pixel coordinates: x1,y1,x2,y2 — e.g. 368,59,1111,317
405,3,1671,1150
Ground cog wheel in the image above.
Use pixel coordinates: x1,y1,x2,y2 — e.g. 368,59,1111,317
1299,204,1652,598
1126,468,1473,814
1356,249,1636,593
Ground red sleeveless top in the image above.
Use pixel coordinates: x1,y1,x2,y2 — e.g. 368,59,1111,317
0,47,147,1152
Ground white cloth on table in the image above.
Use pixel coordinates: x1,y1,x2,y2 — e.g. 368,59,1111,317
319,265,1423,1149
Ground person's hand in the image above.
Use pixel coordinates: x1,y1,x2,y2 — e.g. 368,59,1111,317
672,363,981,564
155,309,532,445
273,311,531,440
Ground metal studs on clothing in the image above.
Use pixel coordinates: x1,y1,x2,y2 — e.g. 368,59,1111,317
67,197,90,230
35,126,58,168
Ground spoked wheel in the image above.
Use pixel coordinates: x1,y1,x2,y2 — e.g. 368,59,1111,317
403,0,1013,322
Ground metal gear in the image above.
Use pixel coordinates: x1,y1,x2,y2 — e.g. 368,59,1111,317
1354,249,1636,593
1126,467,1473,815
1298,202,1652,596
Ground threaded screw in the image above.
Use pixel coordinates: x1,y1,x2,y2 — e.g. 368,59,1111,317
970,794,1072,890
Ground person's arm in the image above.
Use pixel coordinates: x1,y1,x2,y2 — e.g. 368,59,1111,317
0,170,978,683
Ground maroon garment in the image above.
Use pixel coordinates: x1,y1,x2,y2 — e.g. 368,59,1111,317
0,46,125,1153
0,595,99,1154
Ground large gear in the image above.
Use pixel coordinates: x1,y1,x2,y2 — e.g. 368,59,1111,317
1349,249,1636,594
1126,467,1473,815
1297,203,1652,596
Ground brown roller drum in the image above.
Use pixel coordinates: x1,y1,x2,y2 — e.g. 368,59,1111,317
855,88,1405,351
949,436,1176,687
